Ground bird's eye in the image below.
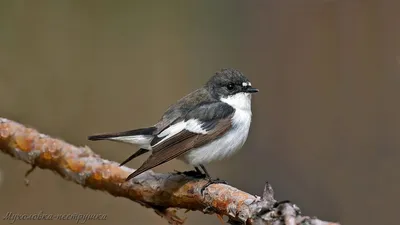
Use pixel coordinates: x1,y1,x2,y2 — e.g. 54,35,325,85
227,83,234,90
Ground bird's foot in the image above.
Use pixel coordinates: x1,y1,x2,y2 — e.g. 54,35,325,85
174,170,206,179
273,200,291,208
201,178,228,194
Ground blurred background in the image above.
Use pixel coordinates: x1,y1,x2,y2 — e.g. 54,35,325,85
0,1,399,225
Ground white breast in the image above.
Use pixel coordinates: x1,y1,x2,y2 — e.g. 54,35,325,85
181,93,252,165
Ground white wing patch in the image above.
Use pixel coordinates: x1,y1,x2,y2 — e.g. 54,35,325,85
157,121,186,138
154,119,207,147
185,119,208,134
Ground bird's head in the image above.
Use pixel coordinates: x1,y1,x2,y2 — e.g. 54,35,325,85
206,68,258,110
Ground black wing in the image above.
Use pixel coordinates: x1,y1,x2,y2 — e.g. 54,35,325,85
125,102,234,180
150,102,234,147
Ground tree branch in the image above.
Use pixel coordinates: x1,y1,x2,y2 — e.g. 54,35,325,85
0,117,339,225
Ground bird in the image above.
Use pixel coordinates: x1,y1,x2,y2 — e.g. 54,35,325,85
88,68,258,185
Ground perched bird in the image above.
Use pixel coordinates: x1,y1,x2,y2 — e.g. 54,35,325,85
88,68,258,185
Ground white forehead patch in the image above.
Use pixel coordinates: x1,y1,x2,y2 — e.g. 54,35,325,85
242,82,251,87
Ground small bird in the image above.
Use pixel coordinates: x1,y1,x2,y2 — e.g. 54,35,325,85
88,68,258,184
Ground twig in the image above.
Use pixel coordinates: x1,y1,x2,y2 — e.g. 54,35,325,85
0,117,339,225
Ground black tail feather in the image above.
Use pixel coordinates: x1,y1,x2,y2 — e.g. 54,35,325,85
119,148,149,166
88,134,114,141
88,127,156,141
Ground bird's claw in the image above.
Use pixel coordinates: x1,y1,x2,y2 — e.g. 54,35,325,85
174,170,206,179
200,178,228,195
273,200,291,208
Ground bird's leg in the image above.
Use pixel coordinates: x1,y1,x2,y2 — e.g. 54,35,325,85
174,166,206,178
195,166,203,174
199,164,212,179
199,164,227,194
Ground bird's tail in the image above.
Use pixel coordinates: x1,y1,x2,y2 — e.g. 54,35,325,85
88,127,157,147
89,127,157,167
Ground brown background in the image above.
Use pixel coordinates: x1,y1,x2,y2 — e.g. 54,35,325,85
0,1,399,225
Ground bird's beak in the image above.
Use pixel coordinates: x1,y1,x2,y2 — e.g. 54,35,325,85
246,87,259,93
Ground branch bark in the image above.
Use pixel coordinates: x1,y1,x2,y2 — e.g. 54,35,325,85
0,117,339,225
